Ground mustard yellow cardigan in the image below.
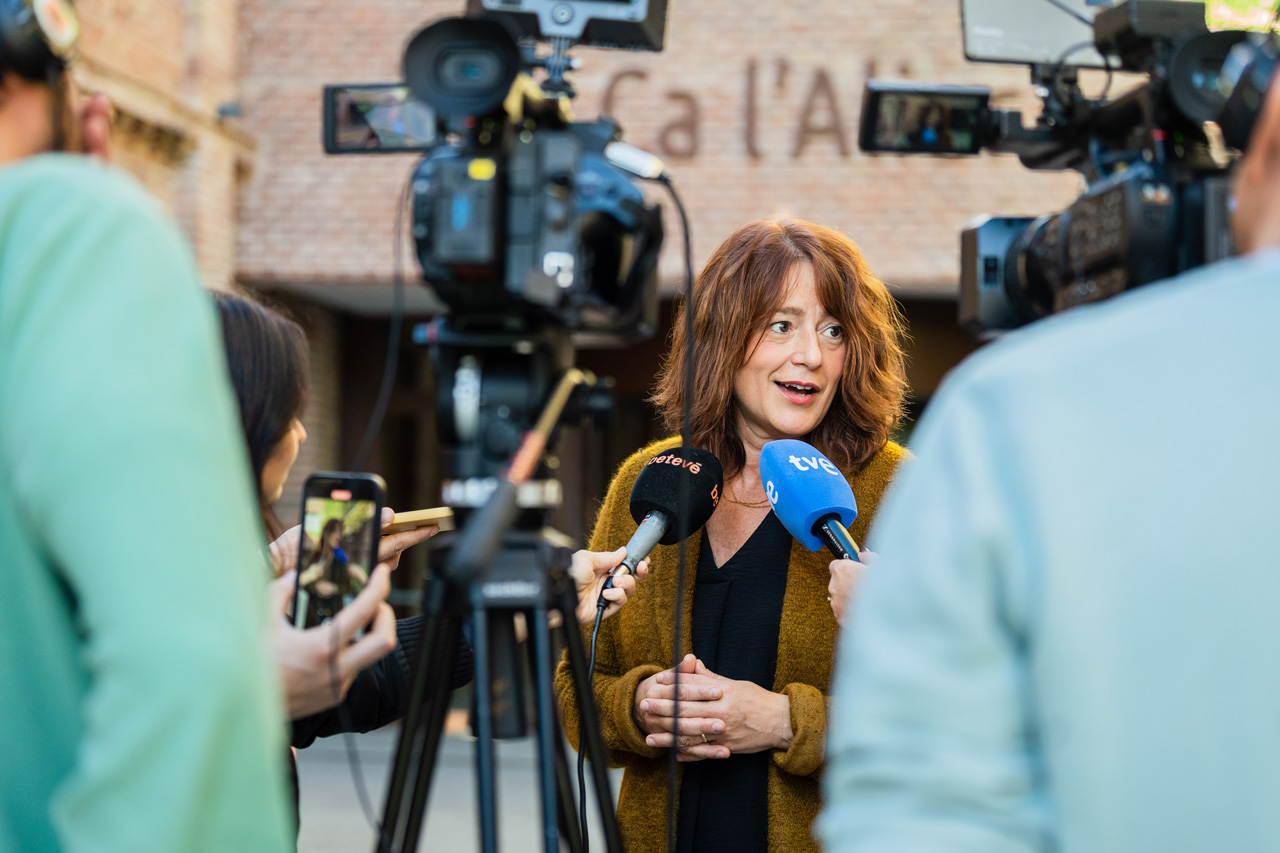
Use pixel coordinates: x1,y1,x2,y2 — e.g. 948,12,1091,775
554,435,907,852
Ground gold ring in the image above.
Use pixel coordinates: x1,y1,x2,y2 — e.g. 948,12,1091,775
701,733,708,744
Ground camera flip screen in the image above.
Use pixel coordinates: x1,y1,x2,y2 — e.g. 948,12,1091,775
323,84,436,154
859,83,990,155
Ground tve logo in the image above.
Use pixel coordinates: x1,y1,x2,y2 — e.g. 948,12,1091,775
765,480,779,505
788,454,841,476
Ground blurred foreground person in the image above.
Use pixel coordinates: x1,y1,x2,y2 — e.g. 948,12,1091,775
0,5,290,851
822,61,1280,853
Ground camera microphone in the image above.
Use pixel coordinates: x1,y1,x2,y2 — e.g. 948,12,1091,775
599,446,723,599
759,439,861,561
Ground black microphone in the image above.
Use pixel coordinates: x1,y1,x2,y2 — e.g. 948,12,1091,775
599,446,723,599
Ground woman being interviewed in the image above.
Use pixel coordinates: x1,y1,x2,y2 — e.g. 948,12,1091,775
554,219,909,853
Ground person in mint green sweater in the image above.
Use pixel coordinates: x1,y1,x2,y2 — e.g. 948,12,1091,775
0,13,291,853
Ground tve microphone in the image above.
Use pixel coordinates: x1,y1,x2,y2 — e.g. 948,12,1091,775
602,446,723,593
759,439,860,560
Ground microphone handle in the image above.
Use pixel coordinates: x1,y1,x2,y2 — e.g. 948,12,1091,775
814,514,860,561
602,510,668,593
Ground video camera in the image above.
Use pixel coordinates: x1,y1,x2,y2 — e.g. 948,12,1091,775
322,1,673,486
322,0,667,343
858,0,1279,336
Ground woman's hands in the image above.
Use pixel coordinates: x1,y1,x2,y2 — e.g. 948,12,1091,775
269,563,398,720
268,506,440,577
633,654,793,762
570,547,650,625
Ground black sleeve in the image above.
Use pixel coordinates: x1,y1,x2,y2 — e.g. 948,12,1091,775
291,617,475,749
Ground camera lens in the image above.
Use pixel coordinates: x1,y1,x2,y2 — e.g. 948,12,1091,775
404,17,520,119
439,49,504,93
1169,30,1248,125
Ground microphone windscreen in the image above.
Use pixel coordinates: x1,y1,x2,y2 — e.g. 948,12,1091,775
759,439,858,552
628,446,723,545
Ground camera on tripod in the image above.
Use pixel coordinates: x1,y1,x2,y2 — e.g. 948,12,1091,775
858,0,1279,336
323,1,666,342
320,6,674,849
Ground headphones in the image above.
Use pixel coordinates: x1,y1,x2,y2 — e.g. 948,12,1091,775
0,0,78,81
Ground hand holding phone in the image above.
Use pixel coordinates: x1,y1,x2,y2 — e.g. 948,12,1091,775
271,563,398,719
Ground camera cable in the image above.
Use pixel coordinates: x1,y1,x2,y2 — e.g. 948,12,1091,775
574,160,697,852
657,171,697,853
328,166,416,853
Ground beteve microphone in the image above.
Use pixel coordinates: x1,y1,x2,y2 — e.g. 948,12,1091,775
601,446,723,595
759,439,860,560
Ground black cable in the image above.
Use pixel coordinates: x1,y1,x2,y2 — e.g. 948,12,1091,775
351,169,413,473
327,167,415,853
658,173,696,853
576,170,696,851
325,619,384,838
579,601,608,853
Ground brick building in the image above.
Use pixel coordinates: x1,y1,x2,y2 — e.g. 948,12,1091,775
81,0,1093,544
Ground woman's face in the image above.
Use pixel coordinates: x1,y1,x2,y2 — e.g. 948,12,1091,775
732,263,846,452
261,418,308,503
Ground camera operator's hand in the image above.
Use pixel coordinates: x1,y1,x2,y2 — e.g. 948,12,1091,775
267,506,439,578
828,549,877,626
571,546,650,625
269,563,397,720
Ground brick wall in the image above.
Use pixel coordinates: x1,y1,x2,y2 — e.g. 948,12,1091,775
236,0,1088,296
76,0,252,292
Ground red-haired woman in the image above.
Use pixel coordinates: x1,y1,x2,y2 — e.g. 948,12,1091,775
555,219,909,853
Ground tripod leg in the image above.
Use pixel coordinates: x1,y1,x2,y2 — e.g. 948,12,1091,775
471,590,500,853
400,613,460,852
377,575,459,853
530,603,569,853
538,644,584,853
556,583,625,852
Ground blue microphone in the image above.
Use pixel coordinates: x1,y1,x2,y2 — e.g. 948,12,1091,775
759,439,860,560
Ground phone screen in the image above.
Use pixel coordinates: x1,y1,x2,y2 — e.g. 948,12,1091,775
294,477,382,629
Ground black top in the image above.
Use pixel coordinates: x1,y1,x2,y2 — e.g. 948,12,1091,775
676,512,792,853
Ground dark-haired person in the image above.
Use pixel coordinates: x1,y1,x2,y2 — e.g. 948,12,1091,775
213,291,648,744
554,219,910,853
0,13,292,852
212,290,415,731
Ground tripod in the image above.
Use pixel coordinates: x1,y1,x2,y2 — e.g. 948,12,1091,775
377,328,622,853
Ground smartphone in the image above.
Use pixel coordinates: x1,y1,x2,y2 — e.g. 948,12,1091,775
858,81,991,155
293,472,385,630
322,83,437,154
383,506,455,535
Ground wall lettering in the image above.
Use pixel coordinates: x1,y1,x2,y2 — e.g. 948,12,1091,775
602,56,914,163
793,68,848,158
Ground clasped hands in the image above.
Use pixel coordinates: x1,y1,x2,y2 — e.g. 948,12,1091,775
634,654,792,763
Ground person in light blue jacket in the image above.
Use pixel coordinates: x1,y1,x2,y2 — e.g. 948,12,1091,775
821,52,1280,853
